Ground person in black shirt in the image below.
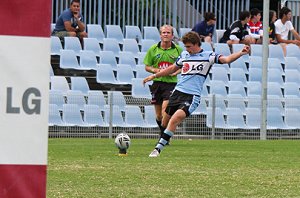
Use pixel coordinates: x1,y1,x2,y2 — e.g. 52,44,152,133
269,10,277,44
220,11,255,45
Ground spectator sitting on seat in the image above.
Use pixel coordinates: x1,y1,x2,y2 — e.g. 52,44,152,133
52,0,87,44
192,12,216,43
247,8,263,44
274,6,300,56
220,11,255,45
269,10,278,44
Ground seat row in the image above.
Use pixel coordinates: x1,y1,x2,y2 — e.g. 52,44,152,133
49,103,158,128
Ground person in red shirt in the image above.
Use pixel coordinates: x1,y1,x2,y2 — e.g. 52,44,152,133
247,8,263,44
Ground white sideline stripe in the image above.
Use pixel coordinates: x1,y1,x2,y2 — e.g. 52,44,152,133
0,36,49,164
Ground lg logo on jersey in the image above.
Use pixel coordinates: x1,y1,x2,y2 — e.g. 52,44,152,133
183,63,204,73
5,87,41,114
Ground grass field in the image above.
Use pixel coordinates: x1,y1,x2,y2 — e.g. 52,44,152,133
47,138,300,198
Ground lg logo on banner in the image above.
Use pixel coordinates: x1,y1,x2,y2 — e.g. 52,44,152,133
6,87,41,114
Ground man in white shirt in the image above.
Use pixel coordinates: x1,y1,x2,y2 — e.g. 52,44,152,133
275,7,300,55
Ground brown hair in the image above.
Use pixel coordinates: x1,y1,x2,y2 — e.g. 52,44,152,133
182,31,201,46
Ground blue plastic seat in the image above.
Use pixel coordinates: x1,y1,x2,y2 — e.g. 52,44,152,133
131,78,152,99
201,42,213,51
122,39,140,57
286,44,300,61
83,104,108,127
107,91,127,112
59,49,81,69
227,95,246,113
267,107,288,129
143,26,160,42
209,80,228,97
214,29,226,43
102,38,121,57
229,68,247,85
250,44,262,57
284,82,300,98
268,58,284,74
228,81,247,97
105,25,124,44
48,104,64,126
140,39,156,53
285,69,300,85
284,57,300,71
79,50,99,70
246,81,261,98
267,82,283,98
124,106,147,127
83,37,102,56
206,107,227,128
99,51,118,70
64,37,82,56
118,52,137,70
214,43,231,56
96,64,123,85
285,108,300,129
192,97,208,115
104,105,125,127
62,104,85,126
49,90,65,111
248,68,262,82
232,44,249,62
116,64,134,84
268,68,284,87
87,24,105,44
226,107,247,129
66,90,86,110
245,107,261,129
125,25,143,44
87,90,106,111
135,65,151,79
229,58,248,74
179,28,192,38
144,106,159,127
70,77,90,96
248,56,262,69
51,36,63,56
50,76,70,94
211,67,229,85
269,44,285,64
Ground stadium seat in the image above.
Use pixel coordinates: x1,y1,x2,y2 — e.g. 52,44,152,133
269,44,285,64
102,38,121,57
59,49,81,70
83,104,108,127
285,108,300,129
124,25,143,44
107,91,127,111
179,28,192,38
206,107,227,128
226,108,247,129
124,106,147,127
143,26,160,42
173,27,180,41
62,104,85,126
214,29,226,43
105,25,124,44
267,69,284,87
246,81,261,98
64,37,82,56
66,90,86,110
144,106,159,127
267,82,284,98
229,58,248,74
268,58,284,74
247,97,261,109
87,24,105,44
209,80,228,97
212,63,230,72
248,56,262,68
228,81,247,97
96,64,123,85
250,44,262,57
192,97,208,115
286,44,300,61
201,42,213,51
50,76,70,94
49,90,65,111
207,96,226,111
104,105,125,127
135,65,151,79
229,68,247,85
116,64,135,84
284,82,300,98
140,39,156,53
51,36,63,56
227,95,246,113
210,67,229,85
232,44,249,62
99,51,118,70
285,98,300,111
214,43,231,56
118,52,137,70
50,65,54,76
83,37,102,56
268,96,284,115
122,39,140,58
70,76,90,96
284,69,300,85
284,57,300,71
245,107,261,129
48,104,64,126
267,107,288,129
248,68,262,82
131,78,152,99
87,90,106,111
79,50,99,70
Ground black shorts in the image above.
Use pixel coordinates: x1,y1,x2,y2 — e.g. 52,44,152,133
150,81,176,105
165,90,201,117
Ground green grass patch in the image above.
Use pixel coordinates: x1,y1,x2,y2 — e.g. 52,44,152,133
47,139,300,197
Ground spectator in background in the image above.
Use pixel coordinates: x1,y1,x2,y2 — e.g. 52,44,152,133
52,0,87,44
143,25,183,141
269,10,277,44
247,8,263,44
192,12,216,43
275,6,300,55
220,11,255,45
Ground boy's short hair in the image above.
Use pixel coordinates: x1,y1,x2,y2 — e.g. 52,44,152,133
182,31,201,46
71,0,80,5
239,11,251,21
204,12,216,22
250,8,261,17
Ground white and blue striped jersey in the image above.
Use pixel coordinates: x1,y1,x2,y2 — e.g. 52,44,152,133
175,49,222,96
